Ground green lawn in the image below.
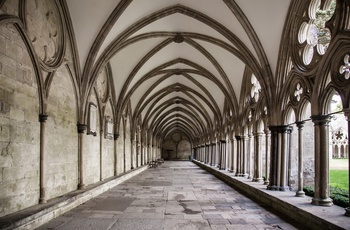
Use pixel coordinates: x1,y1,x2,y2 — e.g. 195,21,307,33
330,170,349,191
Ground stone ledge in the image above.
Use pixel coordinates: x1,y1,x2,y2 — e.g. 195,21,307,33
0,166,148,230
193,160,350,230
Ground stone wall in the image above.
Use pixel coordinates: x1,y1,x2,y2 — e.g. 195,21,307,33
0,22,40,217
46,65,78,200
0,0,136,217
161,134,191,160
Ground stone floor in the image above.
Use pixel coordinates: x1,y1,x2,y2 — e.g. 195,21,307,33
37,161,299,230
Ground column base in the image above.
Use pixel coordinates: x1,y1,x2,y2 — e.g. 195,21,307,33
252,177,264,182
229,170,235,173
78,183,86,190
241,173,248,178
279,186,290,191
263,180,269,185
345,207,350,217
295,191,305,197
267,185,279,191
39,198,46,204
311,197,333,207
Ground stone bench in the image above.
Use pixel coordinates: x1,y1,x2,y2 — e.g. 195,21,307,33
148,161,158,168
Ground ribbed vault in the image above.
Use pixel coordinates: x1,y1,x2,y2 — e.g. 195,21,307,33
66,0,290,146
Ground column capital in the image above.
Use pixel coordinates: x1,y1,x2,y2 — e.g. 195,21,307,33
114,133,119,140
311,114,331,126
342,108,350,120
253,131,264,136
38,114,48,122
220,139,226,143
77,124,87,133
269,125,290,133
296,121,305,128
235,135,241,141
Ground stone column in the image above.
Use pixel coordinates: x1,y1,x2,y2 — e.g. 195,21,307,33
114,133,119,176
208,144,212,165
230,138,236,173
142,143,145,166
248,134,253,179
264,130,270,185
267,126,279,190
228,139,233,172
343,109,350,216
253,132,263,182
295,121,305,197
100,130,103,181
202,145,205,162
77,123,87,190
220,140,226,170
280,126,290,191
235,136,241,176
211,143,216,166
39,114,48,203
130,140,134,169
136,141,139,168
267,125,290,191
311,115,333,206
216,141,220,168
242,136,248,177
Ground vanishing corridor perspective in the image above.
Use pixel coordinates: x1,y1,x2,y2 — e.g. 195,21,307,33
38,161,299,230
0,0,350,229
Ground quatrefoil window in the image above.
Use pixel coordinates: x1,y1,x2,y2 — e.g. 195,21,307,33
298,0,336,65
294,83,303,102
250,75,261,102
339,54,350,80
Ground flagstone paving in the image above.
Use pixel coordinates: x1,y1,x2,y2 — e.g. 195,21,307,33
37,161,300,230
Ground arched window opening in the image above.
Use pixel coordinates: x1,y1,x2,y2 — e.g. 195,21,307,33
327,92,348,196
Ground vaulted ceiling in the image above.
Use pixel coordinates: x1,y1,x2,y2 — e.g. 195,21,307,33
66,0,291,141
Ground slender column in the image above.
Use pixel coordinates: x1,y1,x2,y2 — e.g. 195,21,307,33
247,134,253,179
311,115,333,206
77,123,87,190
295,122,305,197
226,139,230,170
131,140,134,169
135,141,139,168
205,144,210,164
216,141,220,168
253,132,263,182
280,126,290,191
141,143,144,166
39,114,48,203
202,145,205,162
100,130,103,181
228,139,234,172
344,109,350,216
220,140,226,170
242,136,248,177
114,133,119,176
211,143,216,166
230,138,236,173
235,136,241,176
264,130,270,185
208,144,212,165
267,126,279,190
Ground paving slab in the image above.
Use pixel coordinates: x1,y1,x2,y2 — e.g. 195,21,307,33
37,161,300,230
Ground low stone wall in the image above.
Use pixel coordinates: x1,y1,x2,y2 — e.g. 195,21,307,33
0,165,148,230
193,160,349,230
